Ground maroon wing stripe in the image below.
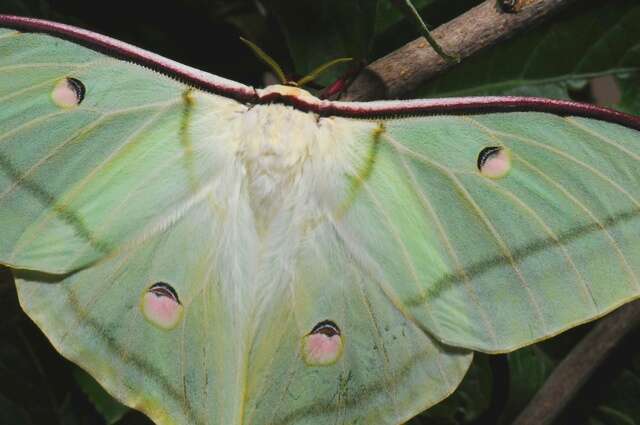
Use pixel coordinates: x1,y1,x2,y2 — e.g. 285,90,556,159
2,14,640,131
0,14,258,102
258,93,640,132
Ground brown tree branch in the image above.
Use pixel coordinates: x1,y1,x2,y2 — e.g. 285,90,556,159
512,300,640,425
343,0,577,101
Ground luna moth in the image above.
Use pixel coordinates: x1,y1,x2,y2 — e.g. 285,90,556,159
1,13,640,425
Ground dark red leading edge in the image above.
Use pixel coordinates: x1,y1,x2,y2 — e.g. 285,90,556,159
2,14,640,132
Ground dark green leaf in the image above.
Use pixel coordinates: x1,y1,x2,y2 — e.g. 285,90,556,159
0,391,31,425
374,0,435,35
265,0,378,83
619,77,640,115
416,0,640,98
0,268,111,425
586,369,640,425
572,349,640,425
408,354,492,424
74,367,130,425
498,346,555,424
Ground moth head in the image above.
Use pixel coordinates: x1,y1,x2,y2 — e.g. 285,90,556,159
258,84,318,103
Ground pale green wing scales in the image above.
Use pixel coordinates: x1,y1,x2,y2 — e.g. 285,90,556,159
1,24,472,425
334,112,640,352
0,28,243,273
244,219,471,425
18,205,471,424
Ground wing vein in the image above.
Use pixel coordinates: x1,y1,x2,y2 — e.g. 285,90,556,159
0,112,109,203
10,102,179,261
480,176,598,310
391,142,499,344
330,217,436,342
448,172,549,333
0,30,20,40
383,131,548,334
514,153,640,290
0,110,67,144
0,62,95,72
360,183,439,326
564,116,640,162
354,268,400,413
483,127,640,210
0,60,100,102
465,117,640,291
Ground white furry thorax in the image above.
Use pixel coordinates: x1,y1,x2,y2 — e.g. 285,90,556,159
237,101,323,229
230,85,376,234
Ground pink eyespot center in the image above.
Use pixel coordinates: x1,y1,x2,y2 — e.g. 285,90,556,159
51,77,85,108
302,320,343,366
141,282,183,330
477,146,511,179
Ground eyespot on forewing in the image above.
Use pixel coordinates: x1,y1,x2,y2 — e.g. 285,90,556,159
477,146,511,178
51,77,85,108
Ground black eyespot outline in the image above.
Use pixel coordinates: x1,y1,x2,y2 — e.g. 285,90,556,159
477,146,503,171
310,320,340,337
148,282,181,305
65,77,86,104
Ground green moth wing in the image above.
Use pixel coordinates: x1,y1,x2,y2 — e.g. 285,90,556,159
1,14,640,425
0,17,471,425
337,112,640,352
0,25,245,273
20,203,470,424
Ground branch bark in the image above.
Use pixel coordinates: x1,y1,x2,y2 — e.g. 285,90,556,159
343,0,577,101
511,300,640,425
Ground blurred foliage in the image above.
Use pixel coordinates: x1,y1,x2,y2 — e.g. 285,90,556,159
0,0,639,424
73,368,129,425
559,329,640,425
416,1,640,100
416,354,493,424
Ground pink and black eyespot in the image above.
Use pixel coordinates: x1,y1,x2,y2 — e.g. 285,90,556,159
140,282,183,330
477,146,511,179
51,77,86,108
302,320,343,366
